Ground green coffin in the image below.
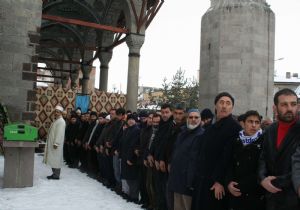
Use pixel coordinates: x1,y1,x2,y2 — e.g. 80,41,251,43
4,124,38,141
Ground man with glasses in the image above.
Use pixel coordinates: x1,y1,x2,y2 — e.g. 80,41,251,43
168,109,205,210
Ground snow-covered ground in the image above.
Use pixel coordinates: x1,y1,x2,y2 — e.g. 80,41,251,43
0,154,142,210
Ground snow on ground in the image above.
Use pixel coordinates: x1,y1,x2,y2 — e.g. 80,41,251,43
0,154,142,210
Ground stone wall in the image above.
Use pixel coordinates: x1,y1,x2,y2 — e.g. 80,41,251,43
0,0,42,122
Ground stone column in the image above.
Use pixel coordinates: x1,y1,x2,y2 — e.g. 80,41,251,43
199,0,274,117
81,64,90,95
0,0,42,122
99,50,112,91
126,34,145,112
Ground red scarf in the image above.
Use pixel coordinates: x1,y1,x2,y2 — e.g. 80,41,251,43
276,119,296,149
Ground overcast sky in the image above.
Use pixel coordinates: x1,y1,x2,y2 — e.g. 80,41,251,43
94,0,300,93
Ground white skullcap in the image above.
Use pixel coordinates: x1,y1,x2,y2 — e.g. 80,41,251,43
105,115,111,120
76,109,81,114
55,105,64,112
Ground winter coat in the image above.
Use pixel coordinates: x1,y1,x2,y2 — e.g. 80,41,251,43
137,125,153,164
150,117,173,161
192,115,241,210
292,144,300,196
168,126,204,196
88,123,105,147
65,121,80,144
258,121,300,210
160,121,185,164
120,124,140,180
96,119,123,148
82,120,97,144
76,120,89,142
227,135,265,210
44,116,66,168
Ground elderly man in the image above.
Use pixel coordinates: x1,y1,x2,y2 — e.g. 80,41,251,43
168,109,205,210
259,88,300,210
44,105,66,180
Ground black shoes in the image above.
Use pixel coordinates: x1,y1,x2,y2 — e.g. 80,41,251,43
47,174,60,180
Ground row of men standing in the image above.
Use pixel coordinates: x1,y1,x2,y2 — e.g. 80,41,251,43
44,88,300,210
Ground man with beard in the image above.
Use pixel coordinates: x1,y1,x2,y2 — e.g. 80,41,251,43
145,113,161,210
168,109,204,210
44,105,66,180
192,92,241,210
258,88,300,210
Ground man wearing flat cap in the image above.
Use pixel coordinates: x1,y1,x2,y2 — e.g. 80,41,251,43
192,92,241,210
44,105,66,180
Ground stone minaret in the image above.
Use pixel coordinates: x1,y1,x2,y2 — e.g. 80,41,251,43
199,0,275,117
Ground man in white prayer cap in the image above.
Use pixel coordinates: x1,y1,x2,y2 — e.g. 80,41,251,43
43,105,66,180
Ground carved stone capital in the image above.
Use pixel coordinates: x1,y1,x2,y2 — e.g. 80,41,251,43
210,0,268,8
99,50,113,67
126,34,145,56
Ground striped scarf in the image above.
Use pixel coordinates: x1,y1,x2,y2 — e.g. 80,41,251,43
239,129,262,146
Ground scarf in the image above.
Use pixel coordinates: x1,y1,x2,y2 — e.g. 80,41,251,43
239,129,262,146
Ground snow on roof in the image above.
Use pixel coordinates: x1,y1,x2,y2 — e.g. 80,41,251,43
274,76,300,83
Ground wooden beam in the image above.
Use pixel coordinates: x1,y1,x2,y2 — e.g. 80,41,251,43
42,14,128,34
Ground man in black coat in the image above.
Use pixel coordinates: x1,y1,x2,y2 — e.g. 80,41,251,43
227,110,265,210
95,108,124,187
192,92,241,210
258,88,300,210
64,114,80,168
149,104,173,210
119,114,140,202
81,111,98,173
135,112,152,207
158,105,186,210
292,143,300,198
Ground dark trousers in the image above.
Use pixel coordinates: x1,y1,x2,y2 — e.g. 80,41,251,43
139,165,149,204
97,153,105,178
79,147,88,171
146,167,156,209
167,180,174,210
154,170,168,210
63,143,71,164
52,168,61,178
87,149,98,176
102,155,115,186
